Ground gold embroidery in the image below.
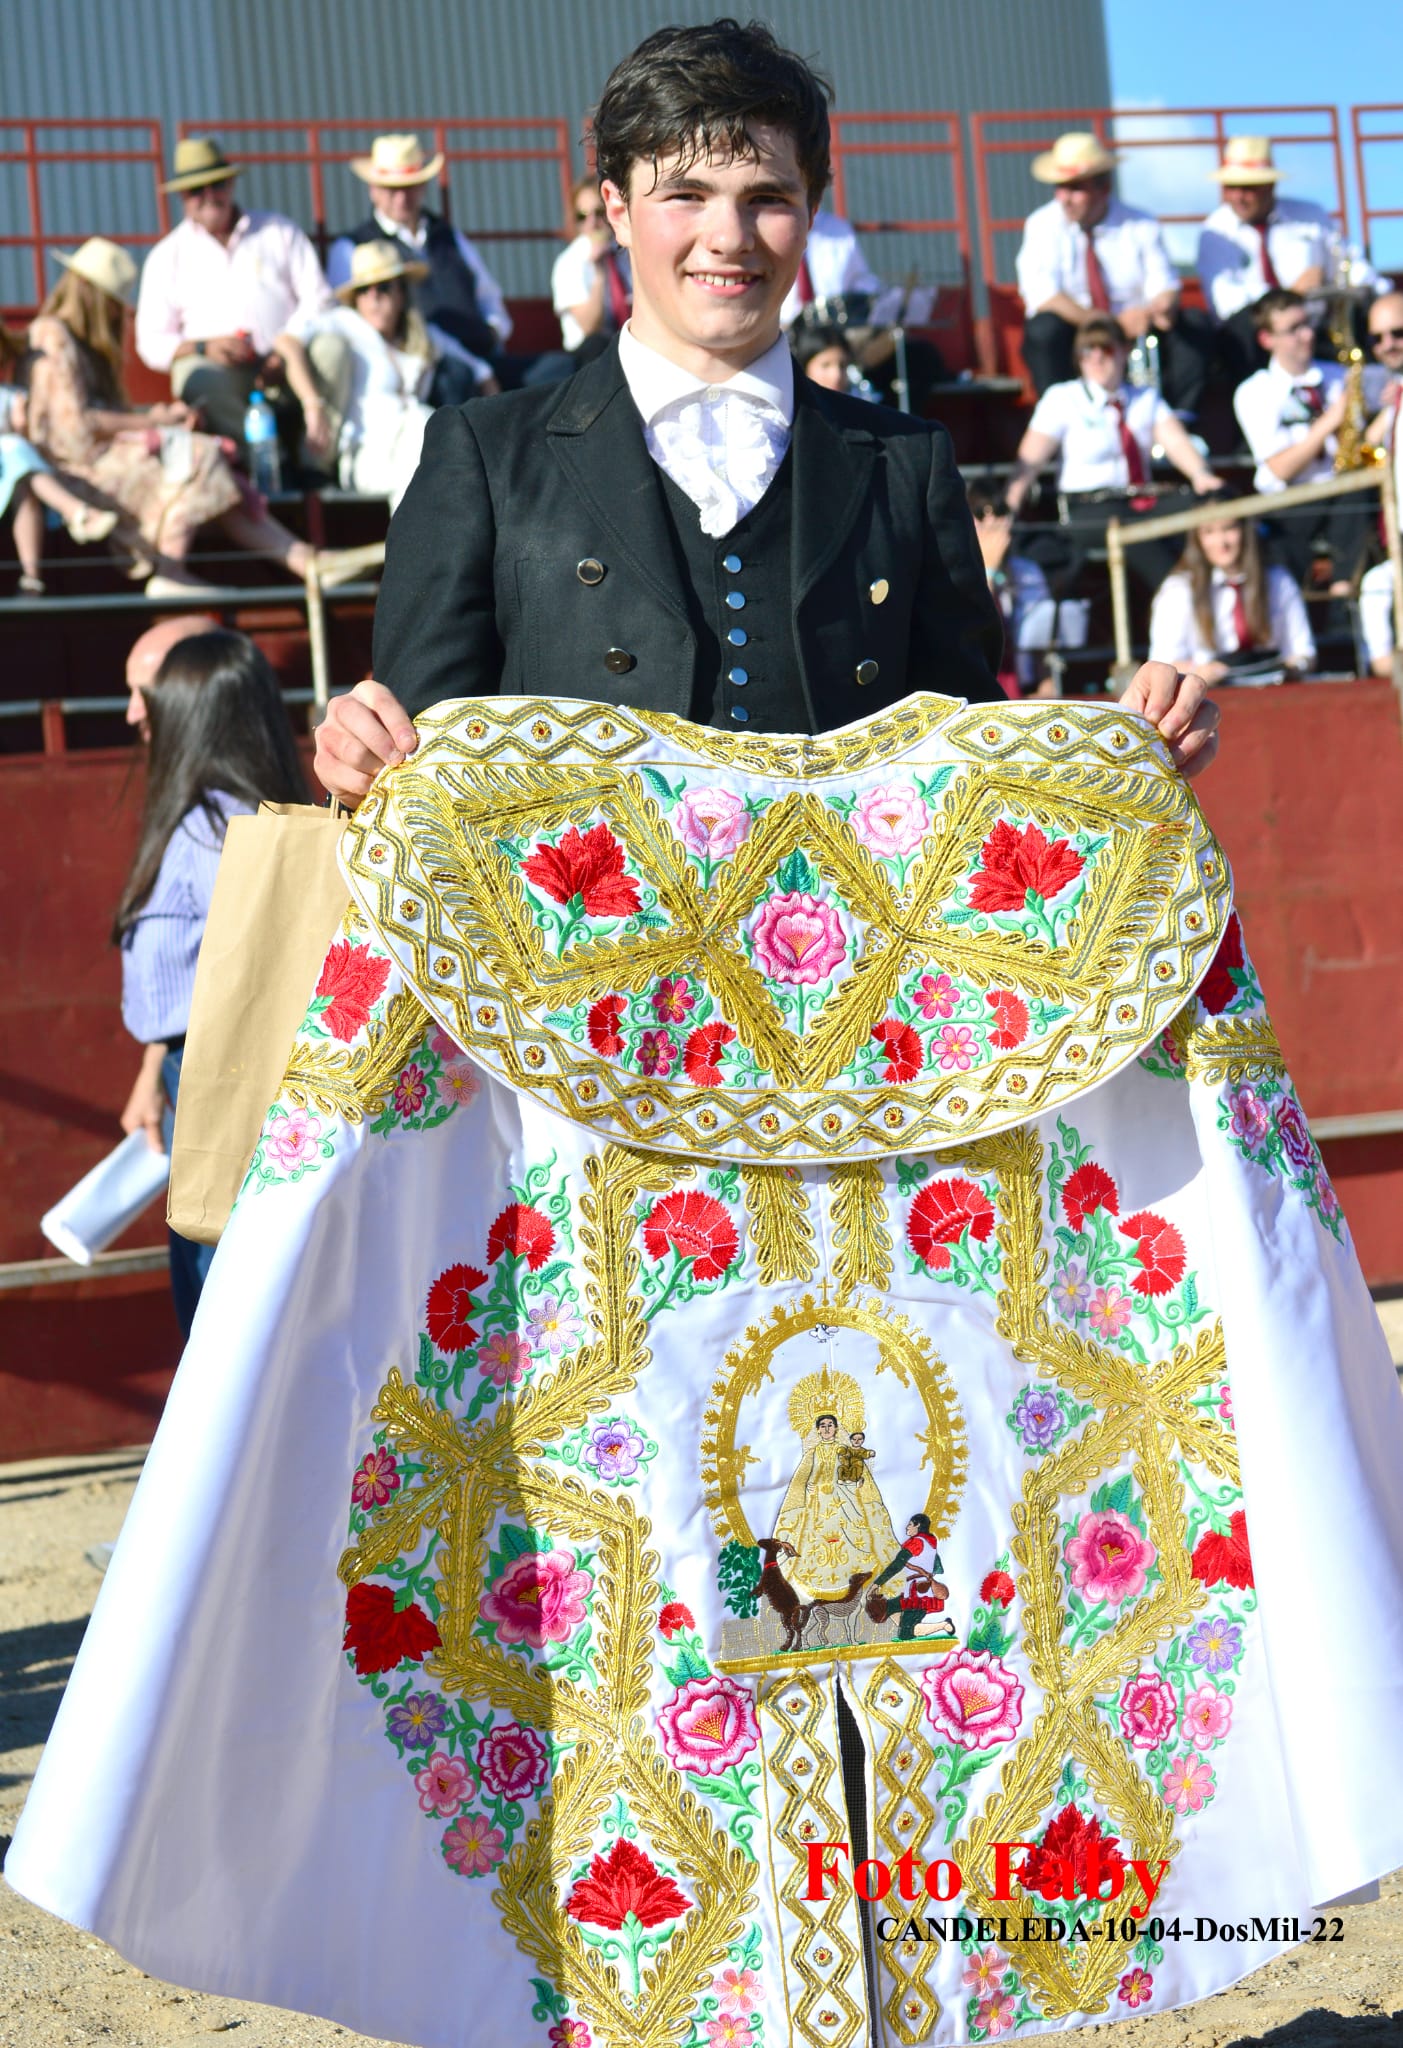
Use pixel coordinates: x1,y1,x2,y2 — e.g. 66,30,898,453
863,1661,940,2043
742,1165,819,1285
829,1162,893,1294
1183,1015,1285,1085
282,988,431,1124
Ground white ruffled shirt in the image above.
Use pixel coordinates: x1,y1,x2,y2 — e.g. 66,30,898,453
618,323,793,537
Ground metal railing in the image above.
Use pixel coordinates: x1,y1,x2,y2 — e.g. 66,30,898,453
0,117,170,314
1352,105,1403,266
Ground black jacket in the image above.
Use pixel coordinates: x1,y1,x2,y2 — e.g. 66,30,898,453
373,342,1002,728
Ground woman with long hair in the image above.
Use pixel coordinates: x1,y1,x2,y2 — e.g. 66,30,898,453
115,628,310,1331
26,239,325,594
1149,516,1315,681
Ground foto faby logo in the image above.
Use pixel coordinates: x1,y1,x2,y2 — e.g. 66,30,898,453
803,1839,1170,1917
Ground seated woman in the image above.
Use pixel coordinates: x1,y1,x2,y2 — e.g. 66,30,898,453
1,373,117,593
1149,516,1315,682
25,238,323,596
1005,314,1222,590
551,178,632,366
278,242,491,512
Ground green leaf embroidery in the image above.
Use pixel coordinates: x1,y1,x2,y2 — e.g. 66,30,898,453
775,847,818,894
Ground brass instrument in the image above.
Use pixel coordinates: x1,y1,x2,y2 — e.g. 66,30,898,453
1328,254,1385,473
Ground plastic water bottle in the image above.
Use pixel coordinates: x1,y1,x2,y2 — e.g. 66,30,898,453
244,391,282,496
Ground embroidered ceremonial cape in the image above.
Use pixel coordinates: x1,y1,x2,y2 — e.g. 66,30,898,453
10,694,1403,2048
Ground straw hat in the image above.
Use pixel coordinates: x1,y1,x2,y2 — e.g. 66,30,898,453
335,239,430,304
1031,132,1117,184
1213,137,1283,186
349,133,444,187
53,236,138,305
162,136,240,193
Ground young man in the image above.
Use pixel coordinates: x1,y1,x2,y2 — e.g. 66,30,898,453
314,22,1217,800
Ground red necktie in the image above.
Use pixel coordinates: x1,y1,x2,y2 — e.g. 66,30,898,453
1083,225,1111,312
1106,394,1147,485
1295,383,1324,417
796,255,815,306
1228,579,1252,651
1254,222,1280,291
600,249,631,330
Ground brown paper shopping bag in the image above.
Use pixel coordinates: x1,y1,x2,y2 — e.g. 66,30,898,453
167,802,350,1244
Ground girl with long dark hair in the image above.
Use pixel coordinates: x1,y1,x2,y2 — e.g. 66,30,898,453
1149,516,1315,682
116,628,309,1331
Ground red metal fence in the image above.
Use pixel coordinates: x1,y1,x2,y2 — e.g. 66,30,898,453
1353,105,1403,265
0,118,169,317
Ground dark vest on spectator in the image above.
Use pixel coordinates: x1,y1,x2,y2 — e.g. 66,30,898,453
654,452,808,734
344,211,497,362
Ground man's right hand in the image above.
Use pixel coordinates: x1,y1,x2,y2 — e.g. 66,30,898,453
204,332,258,367
314,679,419,803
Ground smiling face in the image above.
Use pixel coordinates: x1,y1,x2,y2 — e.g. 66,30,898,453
1223,183,1275,226
1368,291,1403,374
602,122,813,379
1198,520,1245,571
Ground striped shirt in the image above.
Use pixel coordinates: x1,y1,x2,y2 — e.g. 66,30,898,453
120,791,250,1044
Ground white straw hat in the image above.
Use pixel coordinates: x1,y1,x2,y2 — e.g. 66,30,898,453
1031,132,1118,184
1213,137,1283,186
53,236,138,305
335,238,430,304
349,134,444,187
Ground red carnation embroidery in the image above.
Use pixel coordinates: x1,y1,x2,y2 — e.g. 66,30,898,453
1197,913,1244,1017
986,989,1030,1050
486,1203,556,1271
969,820,1084,915
907,1177,995,1270
565,1837,692,1931
314,941,392,1042
1062,1162,1119,1231
683,1021,736,1087
343,1582,442,1675
1119,1209,1186,1297
643,1191,740,1284
981,1569,1016,1609
521,824,641,919
658,1601,695,1638
425,1262,488,1352
1018,1804,1125,1903
1191,1508,1254,1590
587,995,627,1057
872,1018,924,1083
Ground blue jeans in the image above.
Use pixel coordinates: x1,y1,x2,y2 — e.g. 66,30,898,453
160,1044,214,1339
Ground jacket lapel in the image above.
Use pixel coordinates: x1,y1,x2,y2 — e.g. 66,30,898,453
545,345,691,627
791,380,879,607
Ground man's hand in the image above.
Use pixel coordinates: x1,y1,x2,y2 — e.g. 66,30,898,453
204,332,258,367
1119,661,1220,781
314,678,419,802
301,397,334,462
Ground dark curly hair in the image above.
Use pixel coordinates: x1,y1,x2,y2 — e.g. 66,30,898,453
592,17,832,205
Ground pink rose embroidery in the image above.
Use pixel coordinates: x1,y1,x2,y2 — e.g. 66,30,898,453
1065,1509,1157,1604
657,1673,760,1776
1118,1674,1177,1749
853,781,930,859
1180,1681,1232,1750
480,1547,593,1648
919,1648,1024,1751
676,785,750,857
415,1750,471,1817
262,1105,323,1171
750,892,848,985
476,1720,550,1799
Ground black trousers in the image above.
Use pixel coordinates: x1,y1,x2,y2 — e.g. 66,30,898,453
1022,307,1217,414
1263,489,1376,589
1020,489,1194,599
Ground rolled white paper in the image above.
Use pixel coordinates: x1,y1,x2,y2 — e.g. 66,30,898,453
41,1131,171,1266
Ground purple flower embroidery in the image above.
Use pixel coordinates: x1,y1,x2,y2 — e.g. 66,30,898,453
1275,1097,1314,1175
584,1420,646,1480
1013,1387,1063,1450
1227,1085,1269,1147
525,1295,585,1355
1314,1170,1340,1222
388,1691,449,1748
1052,1261,1090,1319
1185,1617,1242,1675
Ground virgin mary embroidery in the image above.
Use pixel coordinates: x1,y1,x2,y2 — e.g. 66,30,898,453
771,1375,901,1597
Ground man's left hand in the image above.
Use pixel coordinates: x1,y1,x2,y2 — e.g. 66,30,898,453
1119,661,1220,781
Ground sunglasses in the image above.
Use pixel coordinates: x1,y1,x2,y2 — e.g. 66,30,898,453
1371,326,1403,344
357,280,403,297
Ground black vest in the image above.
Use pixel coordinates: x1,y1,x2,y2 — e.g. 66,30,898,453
344,211,497,361
654,454,810,734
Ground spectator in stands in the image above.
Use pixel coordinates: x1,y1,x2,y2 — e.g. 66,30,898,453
1233,287,1381,595
276,243,455,512
1,360,118,593
31,238,326,595
779,202,898,327
1198,138,1384,381
124,612,221,735
1005,314,1221,587
116,628,310,1334
1359,290,1403,675
1015,132,1214,413
328,134,513,404
552,176,633,363
136,138,343,471
1149,516,1314,680
792,322,856,393
966,477,1053,695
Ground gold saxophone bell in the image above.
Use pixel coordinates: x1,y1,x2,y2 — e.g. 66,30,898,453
1334,348,1386,473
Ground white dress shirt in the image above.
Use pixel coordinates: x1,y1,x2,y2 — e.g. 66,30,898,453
1026,377,1169,493
136,211,332,372
324,209,513,345
1234,358,1349,492
551,235,632,352
779,208,900,327
1015,197,1177,318
1358,384,1403,664
1197,198,1382,323
1149,564,1315,669
618,323,794,538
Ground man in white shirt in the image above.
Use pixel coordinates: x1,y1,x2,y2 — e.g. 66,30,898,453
1014,132,1214,412
327,133,513,402
1197,136,1383,381
779,206,897,326
1233,287,1381,593
1359,290,1403,676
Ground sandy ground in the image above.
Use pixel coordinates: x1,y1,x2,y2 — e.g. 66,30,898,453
3,1299,1403,2048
